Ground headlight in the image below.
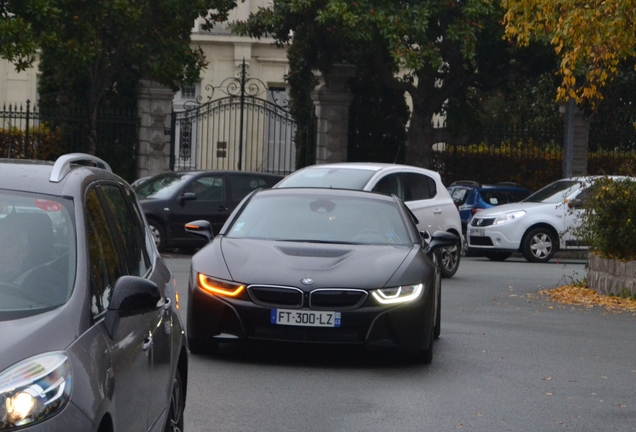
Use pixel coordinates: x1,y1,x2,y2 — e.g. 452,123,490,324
371,284,423,304
0,352,72,428
493,210,526,225
197,274,245,297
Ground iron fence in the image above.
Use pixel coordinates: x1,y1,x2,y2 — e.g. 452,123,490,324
0,101,139,163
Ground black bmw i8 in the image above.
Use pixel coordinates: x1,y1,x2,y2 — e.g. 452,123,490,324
185,187,457,363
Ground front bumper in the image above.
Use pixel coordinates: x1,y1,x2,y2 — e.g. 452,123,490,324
187,282,435,352
467,222,525,251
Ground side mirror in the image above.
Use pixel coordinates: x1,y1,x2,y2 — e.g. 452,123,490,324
567,198,583,209
179,192,197,205
424,230,459,254
185,219,214,241
104,276,161,338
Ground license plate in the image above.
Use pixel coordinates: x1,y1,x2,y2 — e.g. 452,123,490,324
271,309,341,327
469,228,485,237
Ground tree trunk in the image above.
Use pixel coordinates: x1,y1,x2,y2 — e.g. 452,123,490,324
405,100,436,169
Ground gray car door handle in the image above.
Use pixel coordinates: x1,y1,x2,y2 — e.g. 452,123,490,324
433,208,442,214
142,336,153,351
163,297,172,310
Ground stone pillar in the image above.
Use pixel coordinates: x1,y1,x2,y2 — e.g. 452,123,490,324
136,80,175,180
310,64,356,164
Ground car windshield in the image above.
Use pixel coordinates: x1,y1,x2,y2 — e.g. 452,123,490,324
134,172,194,199
523,180,581,203
226,193,413,245
0,191,76,313
277,167,376,190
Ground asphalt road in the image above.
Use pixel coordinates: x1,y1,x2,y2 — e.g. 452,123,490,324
164,253,636,432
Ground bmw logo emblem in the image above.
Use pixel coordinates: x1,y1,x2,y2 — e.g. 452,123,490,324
301,278,314,285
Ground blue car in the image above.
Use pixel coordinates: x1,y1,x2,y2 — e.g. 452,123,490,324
447,181,530,253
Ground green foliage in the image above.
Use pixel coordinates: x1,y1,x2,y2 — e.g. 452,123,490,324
1,0,238,156
436,143,636,193
234,0,554,168
575,177,636,261
0,125,67,160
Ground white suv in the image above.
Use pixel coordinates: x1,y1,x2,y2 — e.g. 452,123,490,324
275,162,463,277
467,176,622,263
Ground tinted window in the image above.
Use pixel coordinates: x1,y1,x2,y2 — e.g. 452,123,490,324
100,185,150,277
86,189,124,316
0,192,76,312
134,172,194,199
227,193,412,245
230,175,269,204
404,173,436,201
186,176,224,201
373,174,403,199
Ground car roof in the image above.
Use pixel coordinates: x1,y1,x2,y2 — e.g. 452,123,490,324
143,170,282,178
296,162,441,176
0,153,119,196
252,186,400,201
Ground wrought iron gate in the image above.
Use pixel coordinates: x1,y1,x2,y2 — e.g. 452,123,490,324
170,60,297,174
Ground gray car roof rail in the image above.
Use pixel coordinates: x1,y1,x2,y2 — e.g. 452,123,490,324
50,153,113,183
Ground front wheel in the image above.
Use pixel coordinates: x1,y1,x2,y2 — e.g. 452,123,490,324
164,369,185,432
148,220,166,252
521,227,556,263
438,241,460,278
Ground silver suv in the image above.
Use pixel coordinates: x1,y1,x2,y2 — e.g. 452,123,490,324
0,154,187,431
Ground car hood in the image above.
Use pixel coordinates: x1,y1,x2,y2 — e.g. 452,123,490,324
218,238,415,289
0,306,79,371
473,201,562,217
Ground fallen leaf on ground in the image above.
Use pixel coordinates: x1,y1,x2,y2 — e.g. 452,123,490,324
538,286,636,313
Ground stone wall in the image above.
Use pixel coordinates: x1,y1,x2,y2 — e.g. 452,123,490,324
587,253,636,296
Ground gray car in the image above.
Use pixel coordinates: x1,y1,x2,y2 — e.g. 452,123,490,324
0,154,187,431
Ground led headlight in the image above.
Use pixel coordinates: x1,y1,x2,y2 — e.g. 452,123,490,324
197,274,245,297
0,352,72,428
372,284,423,304
493,210,526,225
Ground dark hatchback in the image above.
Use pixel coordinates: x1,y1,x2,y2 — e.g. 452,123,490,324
0,154,187,431
134,170,283,251
184,188,457,363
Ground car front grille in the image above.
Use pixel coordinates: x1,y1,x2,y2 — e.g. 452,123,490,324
309,289,368,311
248,286,303,308
247,285,369,310
471,217,496,227
469,236,494,246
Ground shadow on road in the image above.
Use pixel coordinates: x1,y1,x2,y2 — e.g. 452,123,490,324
191,340,434,370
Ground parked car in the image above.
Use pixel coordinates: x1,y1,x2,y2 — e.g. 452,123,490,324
184,187,458,363
0,154,187,431
467,176,624,262
134,170,283,252
275,162,463,278
447,181,531,254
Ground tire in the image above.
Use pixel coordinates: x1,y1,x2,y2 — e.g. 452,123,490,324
485,252,512,262
438,241,460,278
148,220,166,252
521,227,556,263
419,324,435,364
187,337,219,355
164,369,185,432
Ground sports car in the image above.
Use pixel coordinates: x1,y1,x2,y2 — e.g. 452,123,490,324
185,188,457,363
